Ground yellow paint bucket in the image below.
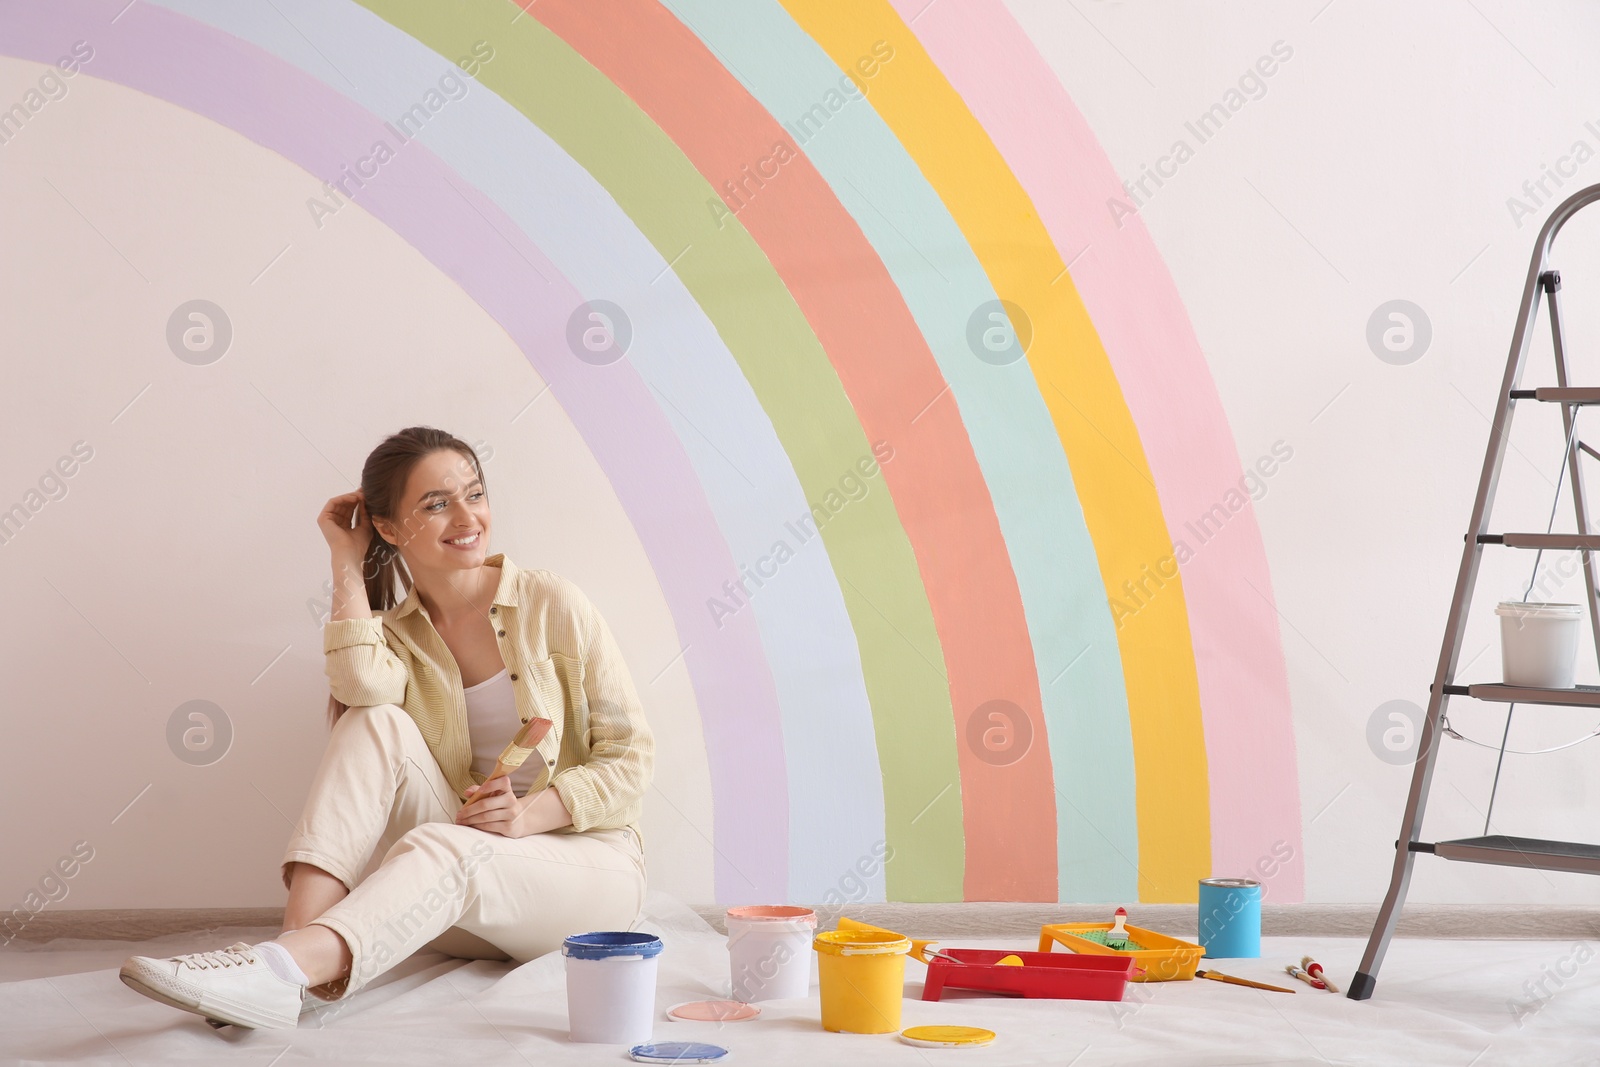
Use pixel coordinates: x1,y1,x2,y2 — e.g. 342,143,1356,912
812,929,910,1033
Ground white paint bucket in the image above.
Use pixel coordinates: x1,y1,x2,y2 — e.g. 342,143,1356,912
563,931,663,1044
1495,601,1582,688
725,905,816,1001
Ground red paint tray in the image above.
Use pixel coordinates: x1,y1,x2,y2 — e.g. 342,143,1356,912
921,947,1135,1002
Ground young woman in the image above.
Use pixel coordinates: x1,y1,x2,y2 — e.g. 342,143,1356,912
120,426,654,1029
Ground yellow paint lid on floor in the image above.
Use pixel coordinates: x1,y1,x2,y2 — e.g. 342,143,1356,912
899,1025,997,1048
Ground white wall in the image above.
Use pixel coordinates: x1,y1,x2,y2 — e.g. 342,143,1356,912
7,0,1600,916
0,65,715,913
1010,0,1600,903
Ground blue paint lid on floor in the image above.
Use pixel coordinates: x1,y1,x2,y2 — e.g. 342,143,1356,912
629,1041,729,1063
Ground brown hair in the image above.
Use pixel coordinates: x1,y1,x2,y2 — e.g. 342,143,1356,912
326,426,487,728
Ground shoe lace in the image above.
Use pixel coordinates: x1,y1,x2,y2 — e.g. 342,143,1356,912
178,943,258,971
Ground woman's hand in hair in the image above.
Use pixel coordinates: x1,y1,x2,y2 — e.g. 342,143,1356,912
318,489,375,562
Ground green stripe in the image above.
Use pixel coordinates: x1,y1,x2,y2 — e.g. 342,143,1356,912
359,0,962,899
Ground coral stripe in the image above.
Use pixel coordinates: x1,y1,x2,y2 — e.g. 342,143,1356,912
530,0,1059,899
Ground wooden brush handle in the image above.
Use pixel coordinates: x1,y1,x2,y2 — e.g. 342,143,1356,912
471,717,553,798
1198,970,1296,994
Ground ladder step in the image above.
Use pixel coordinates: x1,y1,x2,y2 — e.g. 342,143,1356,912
1446,682,1600,707
1478,533,1600,550
1432,835,1600,874
1511,387,1600,404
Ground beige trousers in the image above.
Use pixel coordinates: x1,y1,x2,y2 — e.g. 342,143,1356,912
280,702,647,1001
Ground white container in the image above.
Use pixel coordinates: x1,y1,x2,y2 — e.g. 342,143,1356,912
726,905,816,1001
1496,601,1583,688
563,931,663,1044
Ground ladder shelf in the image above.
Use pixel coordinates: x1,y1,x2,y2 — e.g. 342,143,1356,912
1419,835,1600,875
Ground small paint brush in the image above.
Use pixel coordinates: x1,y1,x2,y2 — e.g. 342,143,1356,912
1105,906,1133,951
1301,956,1339,993
1285,963,1327,990
1195,969,1297,994
466,717,553,802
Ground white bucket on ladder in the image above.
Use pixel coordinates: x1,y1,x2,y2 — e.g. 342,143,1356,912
1495,601,1583,688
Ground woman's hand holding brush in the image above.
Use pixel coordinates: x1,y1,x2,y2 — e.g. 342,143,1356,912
457,776,574,838
457,774,533,836
455,717,573,838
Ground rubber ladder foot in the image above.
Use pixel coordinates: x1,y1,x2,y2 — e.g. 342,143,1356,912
1347,971,1377,1001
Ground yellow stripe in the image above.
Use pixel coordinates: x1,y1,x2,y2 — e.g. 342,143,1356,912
782,0,1210,900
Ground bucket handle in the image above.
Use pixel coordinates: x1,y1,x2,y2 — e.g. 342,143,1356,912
838,915,938,963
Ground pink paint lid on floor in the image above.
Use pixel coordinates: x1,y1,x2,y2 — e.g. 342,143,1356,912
666,999,761,1022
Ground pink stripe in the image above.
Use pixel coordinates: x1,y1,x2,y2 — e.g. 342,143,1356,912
894,0,1304,896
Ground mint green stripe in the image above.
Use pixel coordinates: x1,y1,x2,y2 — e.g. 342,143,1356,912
665,0,1140,901
359,0,963,900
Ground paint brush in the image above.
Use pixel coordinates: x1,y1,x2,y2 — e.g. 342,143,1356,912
1195,969,1297,994
1105,907,1133,951
1301,956,1339,993
1285,963,1327,990
466,717,553,801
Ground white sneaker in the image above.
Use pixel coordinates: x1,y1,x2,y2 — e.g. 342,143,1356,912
199,987,332,1030
120,941,305,1030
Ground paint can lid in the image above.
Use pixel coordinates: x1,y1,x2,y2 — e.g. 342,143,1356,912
667,1000,761,1023
725,905,817,927
563,931,664,960
1199,878,1261,888
899,1026,996,1048
630,1042,729,1063
1495,600,1583,618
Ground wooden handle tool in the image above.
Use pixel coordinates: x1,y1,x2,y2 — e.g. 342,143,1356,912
1302,956,1339,993
468,716,554,800
1195,969,1297,994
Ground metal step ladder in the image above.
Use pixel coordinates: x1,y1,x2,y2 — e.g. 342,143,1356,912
1350,181,1600,1002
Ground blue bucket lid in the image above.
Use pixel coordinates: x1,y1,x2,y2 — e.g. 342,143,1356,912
630,1042,728,1063
563,931,664,960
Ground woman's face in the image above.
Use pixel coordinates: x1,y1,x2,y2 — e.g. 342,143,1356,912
375,449,490,575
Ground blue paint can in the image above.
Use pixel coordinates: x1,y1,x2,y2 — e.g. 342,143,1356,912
1197,877,1261,958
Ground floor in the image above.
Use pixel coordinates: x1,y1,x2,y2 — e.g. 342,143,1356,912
3,891,1598,1066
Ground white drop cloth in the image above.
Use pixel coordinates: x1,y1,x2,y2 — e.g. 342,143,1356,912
2,891,1595,1065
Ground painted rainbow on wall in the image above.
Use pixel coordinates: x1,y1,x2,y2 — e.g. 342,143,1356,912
4,0,1303,904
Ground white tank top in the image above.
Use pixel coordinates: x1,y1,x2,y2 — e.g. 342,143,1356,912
463,667,541,796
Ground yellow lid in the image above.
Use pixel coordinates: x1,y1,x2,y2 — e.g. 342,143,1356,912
813,929,911,956
899,1025,996,1048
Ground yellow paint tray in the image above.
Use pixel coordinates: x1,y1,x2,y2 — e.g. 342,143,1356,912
1038,922,1203,982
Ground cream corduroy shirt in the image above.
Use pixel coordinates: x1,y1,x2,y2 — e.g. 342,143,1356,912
322,553,653,841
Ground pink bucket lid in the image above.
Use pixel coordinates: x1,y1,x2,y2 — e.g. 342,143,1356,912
725,905,817,926
667,999,762,1023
